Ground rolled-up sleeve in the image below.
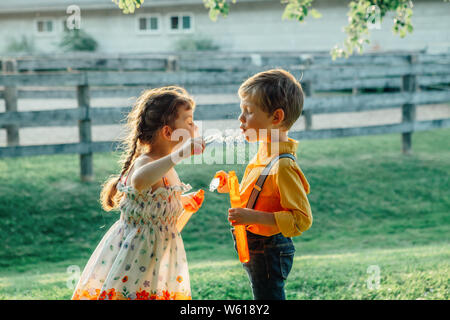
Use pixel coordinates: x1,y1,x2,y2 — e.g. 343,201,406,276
273,159,313,237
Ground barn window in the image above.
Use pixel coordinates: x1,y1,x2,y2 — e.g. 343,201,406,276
168,13,193,33
137,15,161,33
36,20,55,34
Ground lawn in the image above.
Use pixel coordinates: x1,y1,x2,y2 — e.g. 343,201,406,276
0,128,449,300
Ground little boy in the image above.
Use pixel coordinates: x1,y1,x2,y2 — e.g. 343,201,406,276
217,69,313,300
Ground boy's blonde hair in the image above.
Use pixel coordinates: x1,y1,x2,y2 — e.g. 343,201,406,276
238,68,304,129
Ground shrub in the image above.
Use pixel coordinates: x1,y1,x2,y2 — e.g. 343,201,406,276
5,35,35,54
174,35,220,52
59,29,98,52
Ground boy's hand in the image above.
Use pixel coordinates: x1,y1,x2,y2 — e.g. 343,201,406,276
214,170,229,193
228,208,256,226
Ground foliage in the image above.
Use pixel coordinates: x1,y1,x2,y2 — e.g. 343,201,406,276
59,29,98,52
112,0,143,14
202,0,236,21
112,0,449,59
174,35,220,51
5,35,35,54
281,0,322,21
201,0,419,59
331,0,415,59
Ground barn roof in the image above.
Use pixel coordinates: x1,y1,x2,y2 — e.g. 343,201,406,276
0,0,273,14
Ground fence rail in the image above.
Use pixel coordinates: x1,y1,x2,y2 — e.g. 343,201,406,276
1,64,449,87
4,51,450,72
1,51,450,181
2,90,450,128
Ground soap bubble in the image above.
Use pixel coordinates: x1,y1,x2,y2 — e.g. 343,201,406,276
204,129,245,146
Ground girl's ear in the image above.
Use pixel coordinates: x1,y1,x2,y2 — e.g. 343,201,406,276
161,125,173,141
272,108,285,126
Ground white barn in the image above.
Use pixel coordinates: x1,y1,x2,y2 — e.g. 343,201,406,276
0,0,449,54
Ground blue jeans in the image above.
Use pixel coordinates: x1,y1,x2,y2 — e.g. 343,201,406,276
231,229,295,300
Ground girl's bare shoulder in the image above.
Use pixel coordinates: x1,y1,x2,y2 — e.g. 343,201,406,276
133,154,154,169
126,154,153,183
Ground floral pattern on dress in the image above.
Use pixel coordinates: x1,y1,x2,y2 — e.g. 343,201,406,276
71,180,193,300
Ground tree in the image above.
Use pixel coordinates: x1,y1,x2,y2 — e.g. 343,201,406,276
112,0,449,59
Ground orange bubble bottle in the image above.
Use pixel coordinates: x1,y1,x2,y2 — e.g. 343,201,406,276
228,171,250,263
176,189,205,233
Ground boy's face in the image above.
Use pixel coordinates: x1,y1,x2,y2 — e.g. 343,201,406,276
238,97,275,143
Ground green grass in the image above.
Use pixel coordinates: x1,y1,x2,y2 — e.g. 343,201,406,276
0,128,449,299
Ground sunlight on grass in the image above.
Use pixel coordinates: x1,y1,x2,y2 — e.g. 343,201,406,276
1,128,449,299
1,244,447,300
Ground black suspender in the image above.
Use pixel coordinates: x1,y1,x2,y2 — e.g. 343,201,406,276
246,153,296,210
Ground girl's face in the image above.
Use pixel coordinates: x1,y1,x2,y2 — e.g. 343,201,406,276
172,104,199,139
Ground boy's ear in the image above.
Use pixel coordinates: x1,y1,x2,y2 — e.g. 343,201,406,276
272,108,285,126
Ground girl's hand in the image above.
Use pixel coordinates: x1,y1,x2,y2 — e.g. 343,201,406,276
184,137,206,156
181,193,199,212
228,208,255,226
172,137,206,164
214,171,229,193
181,192,204,213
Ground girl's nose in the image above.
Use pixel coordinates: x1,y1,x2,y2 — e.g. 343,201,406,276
238,113,245,123
193,122,199,137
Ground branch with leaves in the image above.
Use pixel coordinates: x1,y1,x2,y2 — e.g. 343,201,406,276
112,0,143,14
331,0,415,59
112,0,449,59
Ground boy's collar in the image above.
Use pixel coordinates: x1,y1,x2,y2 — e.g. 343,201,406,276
253,137,299,165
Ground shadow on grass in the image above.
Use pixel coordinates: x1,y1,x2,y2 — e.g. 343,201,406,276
0,128,449,299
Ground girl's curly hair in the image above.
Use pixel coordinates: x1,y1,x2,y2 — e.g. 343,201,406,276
100,86,195,211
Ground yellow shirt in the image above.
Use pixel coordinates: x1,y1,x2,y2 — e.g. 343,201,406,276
239,137,313,237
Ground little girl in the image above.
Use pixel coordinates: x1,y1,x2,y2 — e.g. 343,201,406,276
71,86,205,300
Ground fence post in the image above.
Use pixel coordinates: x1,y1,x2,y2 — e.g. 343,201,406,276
401,54,418,155
303,80,314,130
166,55,179,71
77,84,93,182
3,59,19,146
352,76,359,95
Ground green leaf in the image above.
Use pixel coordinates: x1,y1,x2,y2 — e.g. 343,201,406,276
310,9,322,18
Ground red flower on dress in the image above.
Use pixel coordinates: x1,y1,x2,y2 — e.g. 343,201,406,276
136,289,150,300
99,290,107,300
162,290,171,300
122,276,128,283
107,288,116,300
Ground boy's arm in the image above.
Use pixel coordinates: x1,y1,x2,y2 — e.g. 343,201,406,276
228,160,313,236
273,159,313,237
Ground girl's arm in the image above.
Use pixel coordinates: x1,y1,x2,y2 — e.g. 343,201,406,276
131,137,205,192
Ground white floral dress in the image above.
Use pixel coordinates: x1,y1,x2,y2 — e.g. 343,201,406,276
71,175,193,300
